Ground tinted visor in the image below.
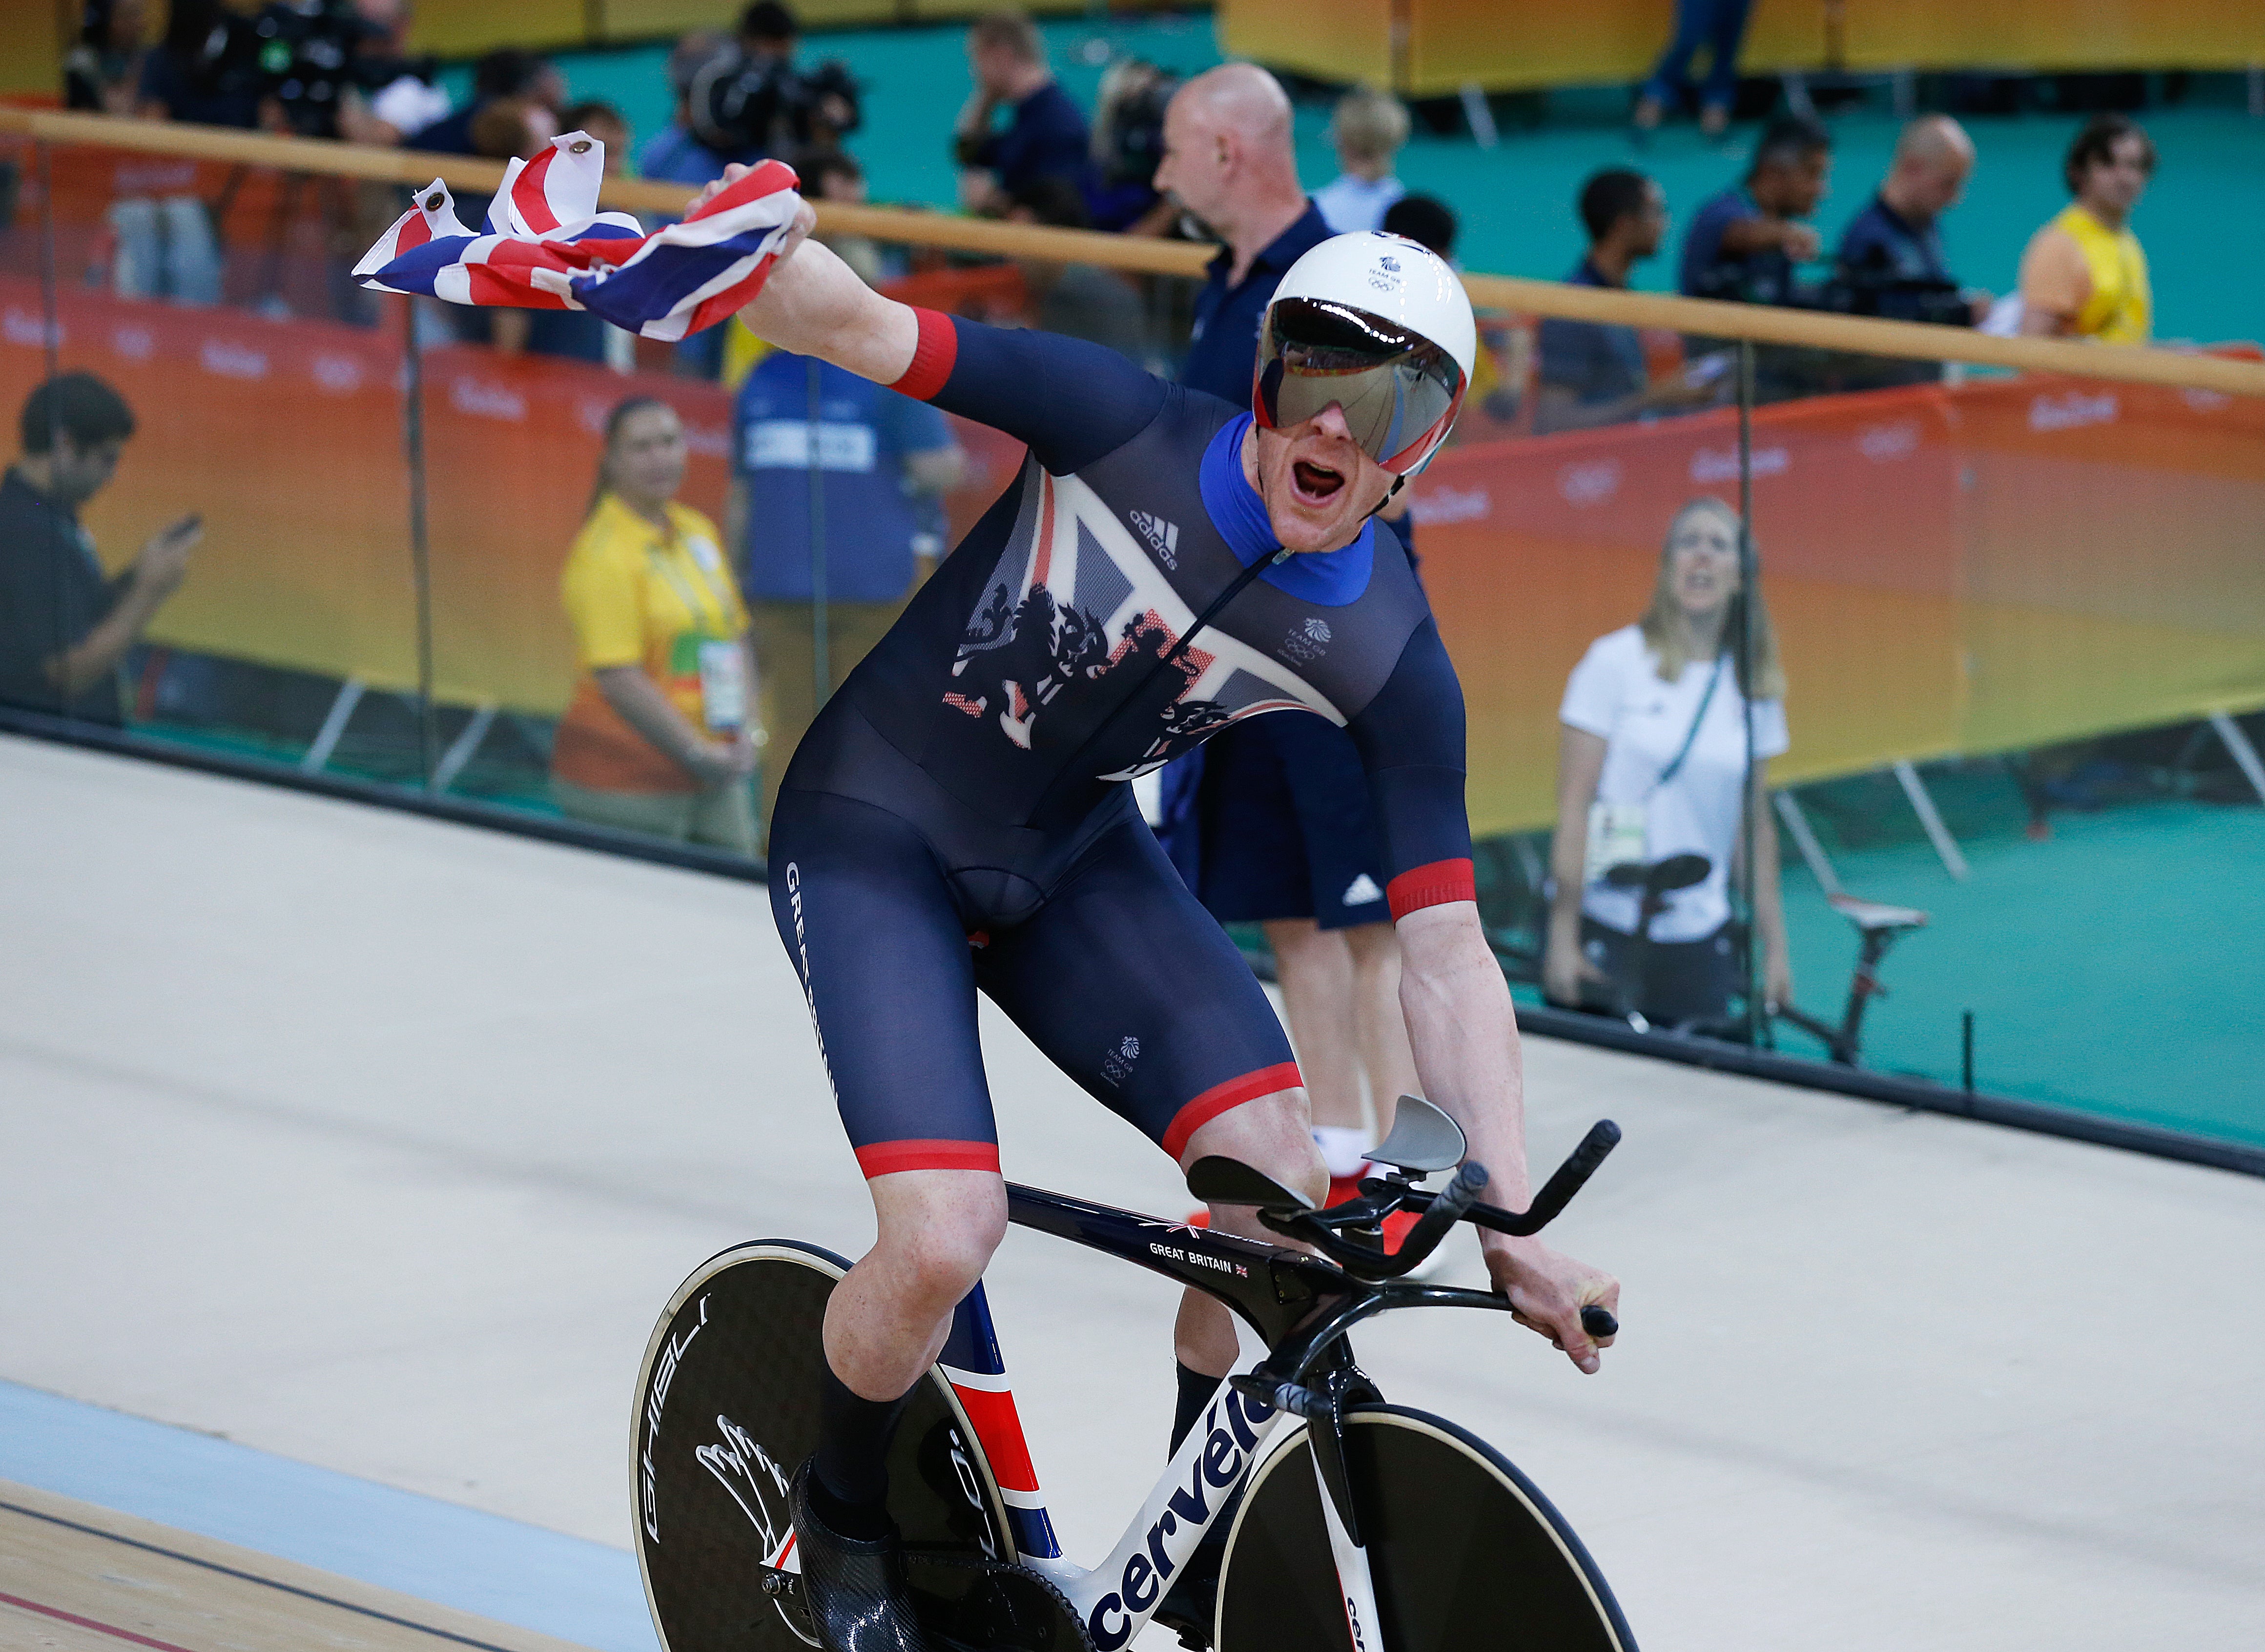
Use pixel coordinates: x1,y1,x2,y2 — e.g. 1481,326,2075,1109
1256,297,1466,472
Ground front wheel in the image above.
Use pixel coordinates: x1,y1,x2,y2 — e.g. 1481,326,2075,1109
1213,1404,1637,1652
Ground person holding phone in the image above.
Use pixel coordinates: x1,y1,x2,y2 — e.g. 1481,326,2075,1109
550,396,760,854
0,373,199,728
1544,497,1792,1029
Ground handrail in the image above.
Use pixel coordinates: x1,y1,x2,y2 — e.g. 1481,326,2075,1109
7,106,2263,398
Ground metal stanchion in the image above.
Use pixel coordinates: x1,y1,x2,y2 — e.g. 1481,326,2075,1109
1736,340,1764,1049
402,295,438,785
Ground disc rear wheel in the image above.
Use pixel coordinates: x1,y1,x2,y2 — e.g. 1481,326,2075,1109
631,1242,1019,1652
1214,1404,1636,1652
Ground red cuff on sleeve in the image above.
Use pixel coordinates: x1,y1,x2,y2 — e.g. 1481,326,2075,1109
891,306,958,402
1386,858,1477,921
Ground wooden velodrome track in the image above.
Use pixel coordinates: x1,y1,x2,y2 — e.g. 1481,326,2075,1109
0,1480,592,1652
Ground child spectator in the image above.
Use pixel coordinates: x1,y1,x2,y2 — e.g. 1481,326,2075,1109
1313,86,1409,234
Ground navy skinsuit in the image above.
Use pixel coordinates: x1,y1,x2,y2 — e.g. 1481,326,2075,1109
767,313,1476,1177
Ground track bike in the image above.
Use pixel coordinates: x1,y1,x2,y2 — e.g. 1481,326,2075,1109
631,1097,1634,1652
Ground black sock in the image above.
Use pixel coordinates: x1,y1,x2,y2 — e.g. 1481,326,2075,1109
1171,1361,1224,1455
811,1365,914,1541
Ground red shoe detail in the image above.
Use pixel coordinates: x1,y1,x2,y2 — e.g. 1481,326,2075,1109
1325,1174,1369,1208
1382,1210,1420,1254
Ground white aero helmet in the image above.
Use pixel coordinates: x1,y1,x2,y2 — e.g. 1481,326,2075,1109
1255,231,1477,476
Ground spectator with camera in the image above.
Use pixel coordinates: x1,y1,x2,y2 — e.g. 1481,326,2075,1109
1088,58,1179,232
2013,114,2154,344
1540,167,1725,434
1,375,200,729
954,10,1091,217
334,0,450,147
1313,86,1409,235
1833,115,1988,326
690,3,860,168
136,0,267,128
1680,114,1831,306
639,32,748,186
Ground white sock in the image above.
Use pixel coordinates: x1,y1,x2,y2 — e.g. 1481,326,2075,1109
1311,1125,1372,1180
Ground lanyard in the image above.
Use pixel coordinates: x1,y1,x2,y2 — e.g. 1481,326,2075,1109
1647,652,1727,798
644,533,736,639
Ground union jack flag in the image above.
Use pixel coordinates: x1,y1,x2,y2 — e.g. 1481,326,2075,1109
354,135,803,343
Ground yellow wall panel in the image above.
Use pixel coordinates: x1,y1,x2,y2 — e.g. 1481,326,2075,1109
1218,0,1395,90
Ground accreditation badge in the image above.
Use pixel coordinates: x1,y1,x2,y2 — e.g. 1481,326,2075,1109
697,638,748,732
1584,800,1648,888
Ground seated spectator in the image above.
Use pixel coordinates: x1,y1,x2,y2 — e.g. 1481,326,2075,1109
552,399,758,855
407,48,556,155
1314,86,1409,234
0,374,200,728
954,10,1091,217
639,31,750,185
2013,113,2154,343
136,0,265,128
726,350,963,840
337,0,451,146
1679,114,1830,306
1004,176,1150,361
1540,168,1722,434
1546,498,1791,1030
64,0,147,115
1834,115,1987,325
688,4,860,166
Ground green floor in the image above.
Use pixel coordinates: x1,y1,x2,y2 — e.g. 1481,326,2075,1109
1770,795,2265,1145
533,14,2265,345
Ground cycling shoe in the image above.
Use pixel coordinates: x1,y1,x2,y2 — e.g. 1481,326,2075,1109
789,1460,932,1652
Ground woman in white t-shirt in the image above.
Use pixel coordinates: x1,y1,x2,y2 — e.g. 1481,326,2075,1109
1544,497,1793,1027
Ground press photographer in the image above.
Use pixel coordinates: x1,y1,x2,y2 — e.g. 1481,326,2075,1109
688,2,861,163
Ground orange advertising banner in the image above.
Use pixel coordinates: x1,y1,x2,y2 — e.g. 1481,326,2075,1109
5,280,2260,834
1408,372,2265,835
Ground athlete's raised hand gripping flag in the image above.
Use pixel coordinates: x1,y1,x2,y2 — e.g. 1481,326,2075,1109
354,134,804,343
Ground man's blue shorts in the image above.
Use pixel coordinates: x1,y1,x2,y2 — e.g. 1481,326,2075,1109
1190,713,1395,932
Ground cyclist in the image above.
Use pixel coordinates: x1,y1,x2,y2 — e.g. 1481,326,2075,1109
700,166,1623,1651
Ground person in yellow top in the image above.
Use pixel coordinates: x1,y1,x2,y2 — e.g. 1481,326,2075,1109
552,397,761,855
2016,113,2154,344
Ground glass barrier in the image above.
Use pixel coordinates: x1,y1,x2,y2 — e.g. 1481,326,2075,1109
6,127,2261,1153
1,135,425,785
1415,325,2265,1148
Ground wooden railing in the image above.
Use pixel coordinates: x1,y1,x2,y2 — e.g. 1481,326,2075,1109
8,106,2264,398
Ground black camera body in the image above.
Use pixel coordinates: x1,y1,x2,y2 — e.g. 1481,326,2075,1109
1097,67,1181,188
690,46,862,159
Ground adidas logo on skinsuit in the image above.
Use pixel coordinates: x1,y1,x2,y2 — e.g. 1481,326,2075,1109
1342,874,1384,907
1130,510,1179,569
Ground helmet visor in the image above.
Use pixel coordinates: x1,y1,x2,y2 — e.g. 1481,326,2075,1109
1255,296,1466,474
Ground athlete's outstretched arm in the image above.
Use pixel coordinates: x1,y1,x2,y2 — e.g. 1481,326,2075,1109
701,167,918,383
1395,905,1619,1374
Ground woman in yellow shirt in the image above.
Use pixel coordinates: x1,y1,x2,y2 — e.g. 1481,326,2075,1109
551,397,761,854
2016,114,2154,344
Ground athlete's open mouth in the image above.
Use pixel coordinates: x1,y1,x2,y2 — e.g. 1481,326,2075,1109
1291,459,1345,503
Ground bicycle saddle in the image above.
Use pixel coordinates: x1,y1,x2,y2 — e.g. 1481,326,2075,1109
1828,892,1929,933
1603,853,1711,896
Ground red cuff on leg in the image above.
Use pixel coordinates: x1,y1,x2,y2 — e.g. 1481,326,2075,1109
1162,1061,1303,1161
853,1138,1000,1178
1386,858,1477,921
890,307,958,401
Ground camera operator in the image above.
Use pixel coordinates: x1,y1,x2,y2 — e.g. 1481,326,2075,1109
1679,115,1831,308
689,2,860,164
1832,115,1990,329
1088,57,1179,233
